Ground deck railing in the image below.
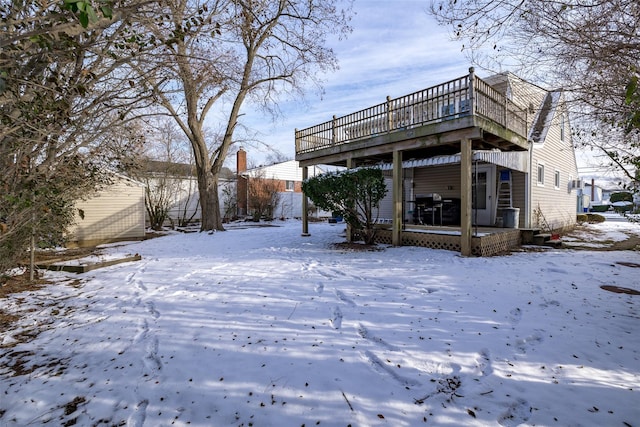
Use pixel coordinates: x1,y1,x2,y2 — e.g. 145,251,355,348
295,69,527,155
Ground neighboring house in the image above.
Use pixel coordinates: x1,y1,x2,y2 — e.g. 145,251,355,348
295,68,581,255
236,148,326,219
583,181,607,211
583,177,632,212
68,174,146,247
143,160,236,225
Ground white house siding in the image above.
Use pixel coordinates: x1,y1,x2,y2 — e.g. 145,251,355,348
275,191,302,219
484,73,547,128
166,176,201,222
143,177,236,224
245,161,327,183
246,160,317,181
262,161,301,180
70,177,145,246
530,112,580,230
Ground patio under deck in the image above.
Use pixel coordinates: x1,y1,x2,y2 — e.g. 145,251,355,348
295,68,530,256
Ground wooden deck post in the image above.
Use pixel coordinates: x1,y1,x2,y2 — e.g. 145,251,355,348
460,138,472,256
386,96,392,131
345,158,354,242
332,115,337,144
392,150,403,246
468,67,475,113
301,166,310,236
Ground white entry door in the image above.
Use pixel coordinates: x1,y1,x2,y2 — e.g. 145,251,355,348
472,165,496,226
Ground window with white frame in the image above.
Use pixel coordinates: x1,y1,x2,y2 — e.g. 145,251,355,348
285,180,295,191
554,170,560,189
537,162,545,186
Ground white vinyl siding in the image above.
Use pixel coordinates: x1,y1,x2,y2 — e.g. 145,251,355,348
245,160,324,182
527,88,580,229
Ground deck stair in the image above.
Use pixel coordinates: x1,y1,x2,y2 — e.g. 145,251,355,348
521,228,563,248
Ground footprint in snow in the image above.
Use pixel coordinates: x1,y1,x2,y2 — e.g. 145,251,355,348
133,319,149,344
476,349,493,376
508,307,522,326
143,336,162,374
335,289,356,306
372,282,404,290
127,399,148,427
514,331,544,353
315,283,324,294
539,298,561,309
357,324,399,351
145,301,160,319
498,398,531,427
544,266,569,274
362,350,420,388
330,306,343,329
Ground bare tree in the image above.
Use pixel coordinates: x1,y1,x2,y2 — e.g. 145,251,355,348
430,0,640,184
247,170,282,221
221,184,238,223
135,0,352,232
138,119,200,229
0,0,153,274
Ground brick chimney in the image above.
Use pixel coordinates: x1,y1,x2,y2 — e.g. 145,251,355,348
237,148,247,217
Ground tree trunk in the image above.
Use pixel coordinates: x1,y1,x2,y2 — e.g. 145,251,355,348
197,165,223,231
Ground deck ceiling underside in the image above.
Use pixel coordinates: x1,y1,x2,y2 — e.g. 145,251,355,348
296,116,528,168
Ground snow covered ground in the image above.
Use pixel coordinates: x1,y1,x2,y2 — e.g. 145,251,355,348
1,214,639,426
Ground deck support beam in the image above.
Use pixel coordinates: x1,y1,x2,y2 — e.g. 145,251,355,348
392,150,403,246
460,138,472,256
301,166,310,236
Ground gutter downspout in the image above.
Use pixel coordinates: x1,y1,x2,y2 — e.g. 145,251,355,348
525,140,533,228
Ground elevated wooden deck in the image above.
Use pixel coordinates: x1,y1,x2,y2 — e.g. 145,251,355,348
295,69,529,167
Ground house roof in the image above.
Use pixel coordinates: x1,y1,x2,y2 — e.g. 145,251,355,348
530,91,562,143
144,160,235,180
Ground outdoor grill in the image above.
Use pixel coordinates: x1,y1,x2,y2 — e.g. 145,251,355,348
413,193,443,225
